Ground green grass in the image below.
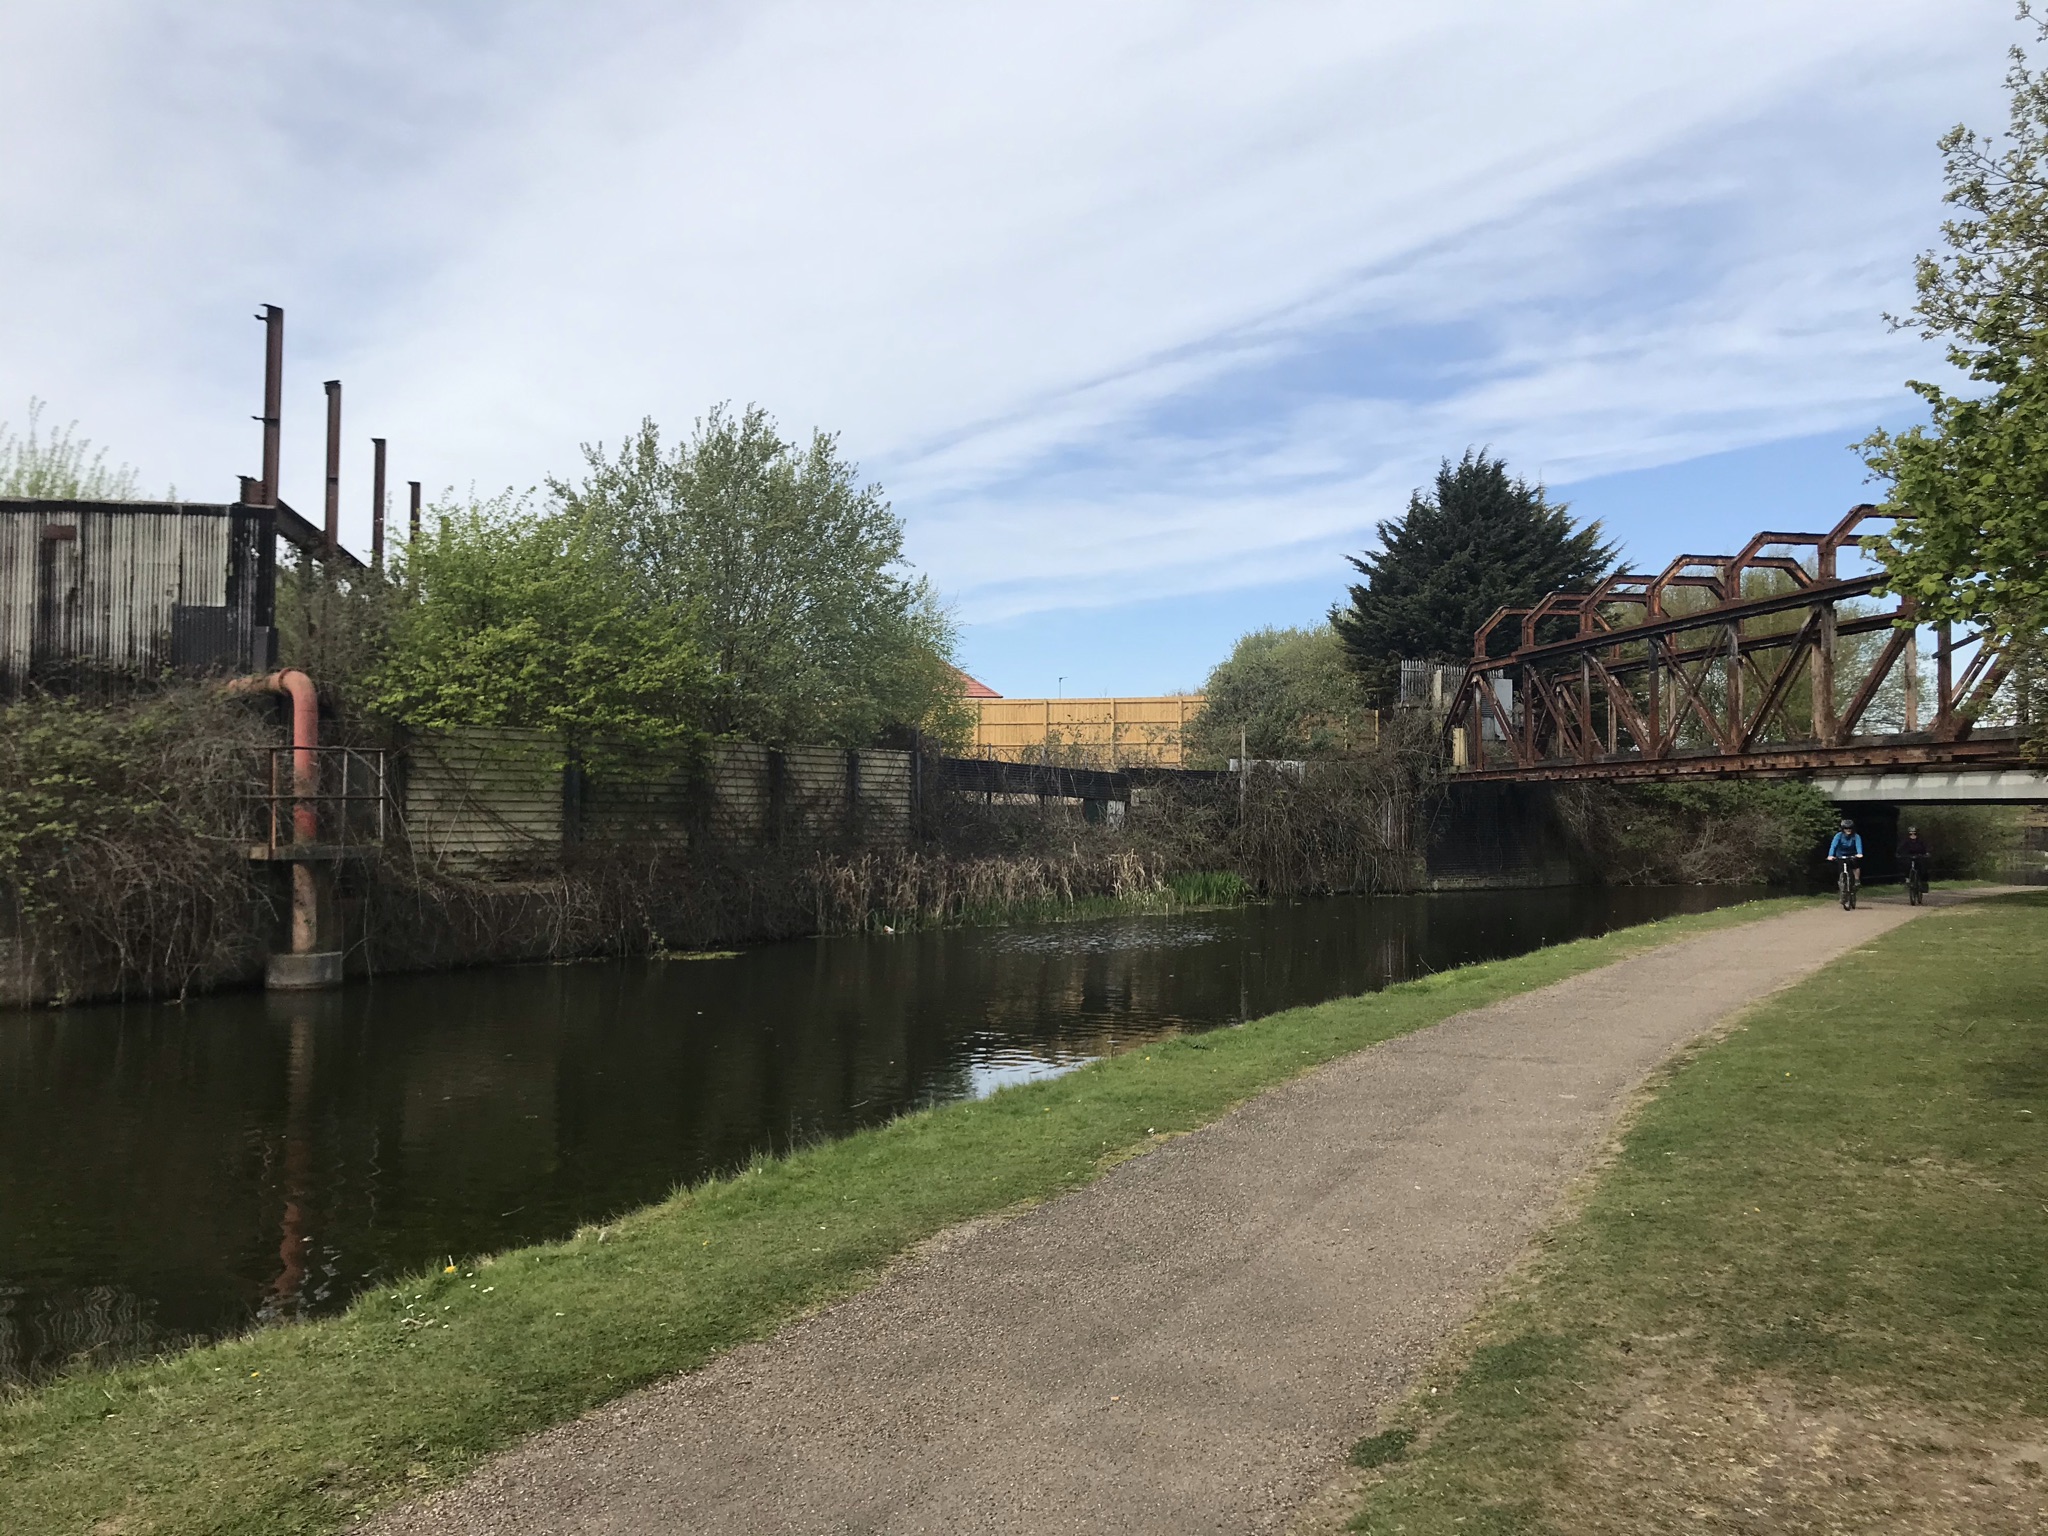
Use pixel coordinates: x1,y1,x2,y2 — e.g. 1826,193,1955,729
901,869,1254,932
0,895,1814,1536
1348,892,2048,1534
1167,868,1253,906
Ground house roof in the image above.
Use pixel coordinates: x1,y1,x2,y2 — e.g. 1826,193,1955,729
952,667,1003,699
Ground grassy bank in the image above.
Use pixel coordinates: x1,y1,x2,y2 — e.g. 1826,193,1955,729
0,896,1811,1536
1346,892,2048,1534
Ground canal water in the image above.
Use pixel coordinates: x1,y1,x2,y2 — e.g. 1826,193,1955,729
0,884,1759,1382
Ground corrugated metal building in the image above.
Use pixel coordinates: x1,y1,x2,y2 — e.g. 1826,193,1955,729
0,497,278,696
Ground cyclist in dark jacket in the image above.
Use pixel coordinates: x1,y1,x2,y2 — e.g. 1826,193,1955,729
1901,826,1931,891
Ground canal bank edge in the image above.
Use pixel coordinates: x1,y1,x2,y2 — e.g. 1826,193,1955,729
1,895,1820,1536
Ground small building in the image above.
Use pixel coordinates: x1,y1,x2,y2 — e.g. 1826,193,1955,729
0,497,288,696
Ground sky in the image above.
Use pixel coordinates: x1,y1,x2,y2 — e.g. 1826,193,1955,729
0,1,2021,696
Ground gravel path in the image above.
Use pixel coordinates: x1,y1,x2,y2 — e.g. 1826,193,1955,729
369,897,1936,1536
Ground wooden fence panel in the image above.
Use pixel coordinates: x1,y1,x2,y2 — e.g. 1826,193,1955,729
971,695,1205,768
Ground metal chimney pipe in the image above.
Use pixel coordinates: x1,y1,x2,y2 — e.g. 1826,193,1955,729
322,380,341,551
256,305,283,505
371,437,387,570
408,480,422,542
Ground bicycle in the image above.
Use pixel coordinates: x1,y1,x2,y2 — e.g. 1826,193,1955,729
1835,857,1859,911
1904,858,1927,906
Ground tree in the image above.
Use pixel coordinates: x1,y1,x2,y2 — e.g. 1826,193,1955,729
1331,450,1616,700
1185,625,1376,765
1860,8,2048,646
368,495,711,769
556,406,967,747
0,398,143,498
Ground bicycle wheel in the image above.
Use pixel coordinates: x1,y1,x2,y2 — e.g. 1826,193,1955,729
1839,865,1853,910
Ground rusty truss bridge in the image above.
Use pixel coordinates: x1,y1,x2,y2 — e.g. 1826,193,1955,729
1442,508,2035,791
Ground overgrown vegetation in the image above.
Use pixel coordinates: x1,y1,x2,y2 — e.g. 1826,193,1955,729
554,407,970,749
1347,893,2048,1535
0,899,1808,1536
1183,624,1378,764
369,494,712,770
1554,778,1842,885
0,691,271,1001
275,405,967,761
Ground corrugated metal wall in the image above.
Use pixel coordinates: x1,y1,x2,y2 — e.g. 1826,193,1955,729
0,500,274,695
403,729,915,869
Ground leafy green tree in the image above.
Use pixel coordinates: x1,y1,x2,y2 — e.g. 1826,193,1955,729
1860,13,2048,648
0,398,143,498
1331,450,1616,700
1185,625,1377,764
556,406,967,747
368,495,711,769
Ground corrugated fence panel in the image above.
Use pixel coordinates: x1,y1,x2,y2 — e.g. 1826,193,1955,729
400,733,914,868
856,749,912,842
781,745,848,839
405,728,562,867
582,741,698,846
708,742,770,843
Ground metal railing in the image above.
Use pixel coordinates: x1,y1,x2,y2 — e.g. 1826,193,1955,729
250,745,389,855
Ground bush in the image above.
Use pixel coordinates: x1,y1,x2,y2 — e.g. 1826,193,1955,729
0,688,271,999
1556,779,1839,885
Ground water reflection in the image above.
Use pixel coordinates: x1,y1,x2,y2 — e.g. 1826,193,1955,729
0,885,1757,1381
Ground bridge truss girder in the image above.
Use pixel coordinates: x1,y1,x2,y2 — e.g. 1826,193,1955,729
1444,508,2023,784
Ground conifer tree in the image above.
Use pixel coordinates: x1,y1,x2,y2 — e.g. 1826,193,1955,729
1331,450,1615,701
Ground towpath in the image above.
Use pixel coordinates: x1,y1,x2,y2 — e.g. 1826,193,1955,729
370,896,1944,1535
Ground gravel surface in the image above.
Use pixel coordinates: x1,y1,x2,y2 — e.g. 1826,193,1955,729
367,898,1930,1535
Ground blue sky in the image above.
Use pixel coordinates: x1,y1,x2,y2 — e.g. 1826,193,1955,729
0,2,2017,697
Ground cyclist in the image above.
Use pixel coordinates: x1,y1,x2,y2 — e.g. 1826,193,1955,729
1827,819,1864,906
1900,825,1931,903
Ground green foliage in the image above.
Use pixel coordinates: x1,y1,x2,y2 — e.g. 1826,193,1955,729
274,560,405,713
1558,778,1840,885
0,900,1802,1535
1184,625,1377,764
1332,450,1616,701
369,495,713,770
0,689,266,997
555,407,967,748
1626,778,1842,854
1166,869,1252,907
0,398,144,499
1861,12,2048,647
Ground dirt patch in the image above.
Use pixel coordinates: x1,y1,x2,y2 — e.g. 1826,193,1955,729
1570,1362,2048,1534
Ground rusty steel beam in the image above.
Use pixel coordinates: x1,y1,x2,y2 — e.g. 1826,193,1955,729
1441,510,2015,786
1449,732,2029,785
322,380,342,551
256,305,283,506
370,437,387,571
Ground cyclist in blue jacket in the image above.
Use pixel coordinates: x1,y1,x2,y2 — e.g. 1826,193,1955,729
1827,819,1863,897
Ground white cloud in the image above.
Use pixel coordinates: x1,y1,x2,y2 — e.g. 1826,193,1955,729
0,1,2014,615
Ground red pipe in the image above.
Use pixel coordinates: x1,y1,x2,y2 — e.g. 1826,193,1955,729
228,669,321,953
